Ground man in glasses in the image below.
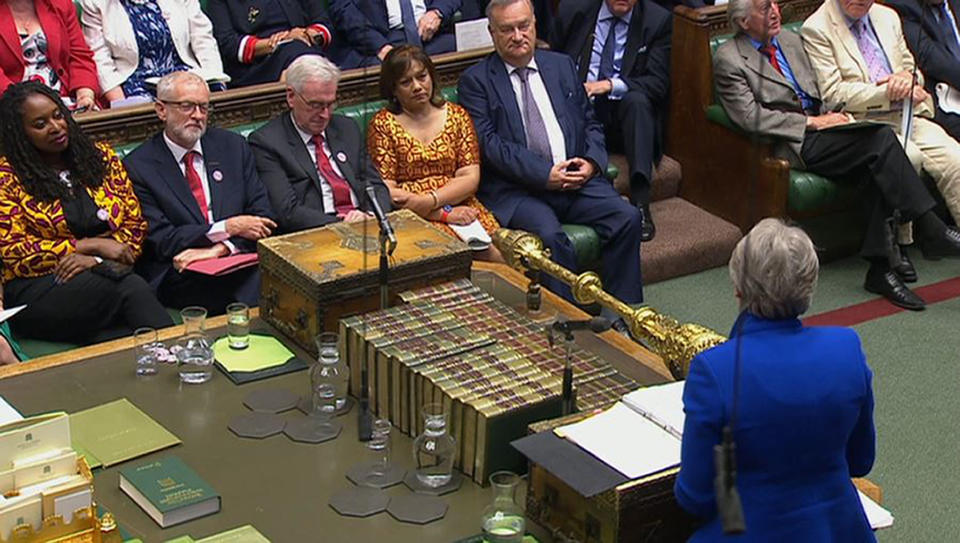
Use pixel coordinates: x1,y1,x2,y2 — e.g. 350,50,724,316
124,71,276,314
248,54,391,233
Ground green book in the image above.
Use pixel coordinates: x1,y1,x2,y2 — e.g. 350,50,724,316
119,456,220,528
70,398,181,467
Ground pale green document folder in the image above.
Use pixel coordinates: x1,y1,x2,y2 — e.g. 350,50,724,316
70,398,181,468
213,335,294,372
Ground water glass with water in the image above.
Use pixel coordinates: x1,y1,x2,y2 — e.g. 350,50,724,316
226,302,250,350
134,327,159,376
177,306,213,384
313,332,348,412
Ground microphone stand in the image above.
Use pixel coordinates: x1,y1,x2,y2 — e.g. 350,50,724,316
547,318,611,415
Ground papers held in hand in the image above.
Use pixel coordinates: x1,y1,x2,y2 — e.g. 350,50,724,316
0,306,25,326
185,253,259,276
448,220,492,251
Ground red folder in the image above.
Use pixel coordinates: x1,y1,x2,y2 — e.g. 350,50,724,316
185,253,259,276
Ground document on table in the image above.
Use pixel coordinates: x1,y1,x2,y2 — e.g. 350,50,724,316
858,489,894,529
70,398,181,467
456,18,493,51
0,396,22,426
622,381,686,439
0,305,25,325
555,402,681,479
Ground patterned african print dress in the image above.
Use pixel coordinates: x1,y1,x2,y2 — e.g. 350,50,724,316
367,102,499,238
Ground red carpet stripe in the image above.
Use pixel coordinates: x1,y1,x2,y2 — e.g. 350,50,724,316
803,276,960,327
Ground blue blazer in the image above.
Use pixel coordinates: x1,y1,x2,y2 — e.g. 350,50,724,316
123,127,275,290
328,0,460,57
675,312,876,542
457,50,608,224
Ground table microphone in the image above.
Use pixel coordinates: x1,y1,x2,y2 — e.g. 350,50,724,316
551,316,612,335
365,185,396,247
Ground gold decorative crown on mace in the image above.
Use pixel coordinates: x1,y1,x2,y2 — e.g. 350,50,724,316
493,229,726,378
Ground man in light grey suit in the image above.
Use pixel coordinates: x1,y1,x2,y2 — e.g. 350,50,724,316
248,55,391,234
714,0,960,310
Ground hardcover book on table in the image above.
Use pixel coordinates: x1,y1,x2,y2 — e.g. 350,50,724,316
119,456,220,528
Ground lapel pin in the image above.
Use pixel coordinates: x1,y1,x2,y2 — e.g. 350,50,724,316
336,151,347,162
212,170,224,182
97,208,109,221
248,6,260,23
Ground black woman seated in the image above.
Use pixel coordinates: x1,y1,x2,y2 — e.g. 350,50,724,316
0,81,173,344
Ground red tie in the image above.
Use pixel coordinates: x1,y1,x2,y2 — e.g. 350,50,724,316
760,45,783,75
311,134,355,216
182,151,210,222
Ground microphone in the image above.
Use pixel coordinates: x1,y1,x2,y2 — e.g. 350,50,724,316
552,316,612,335
365,185,396,246
714,426,746,533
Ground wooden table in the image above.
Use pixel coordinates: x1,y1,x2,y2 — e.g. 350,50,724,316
0,263,669,542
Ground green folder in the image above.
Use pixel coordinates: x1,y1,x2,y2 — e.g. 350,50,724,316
70,398,181,468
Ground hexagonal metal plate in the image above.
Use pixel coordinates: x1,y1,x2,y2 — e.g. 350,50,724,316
328,487,390,517
345,462,406,489
283,417,342,443
403,470,463,496
386,494,448,524
296,395,354,417
242,388,300,413
228,412,285,439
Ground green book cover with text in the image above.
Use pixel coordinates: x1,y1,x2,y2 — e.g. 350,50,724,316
119,455,220,528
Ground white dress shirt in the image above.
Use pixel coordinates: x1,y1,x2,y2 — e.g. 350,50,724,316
162,133,236,252
291,114,359,213
385,0,427,29
505,58,568,165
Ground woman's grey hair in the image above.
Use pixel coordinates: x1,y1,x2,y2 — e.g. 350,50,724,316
727,0,753,32
285,55,341,93
156,71,207,101
729,218,819,319
485,0,533,19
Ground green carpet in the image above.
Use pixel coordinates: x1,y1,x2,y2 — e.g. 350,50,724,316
647,255,960,541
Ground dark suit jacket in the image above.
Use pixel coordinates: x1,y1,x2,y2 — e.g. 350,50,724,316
886,0,960,97
206,0,331,64
676,312,875,541
247,113,392,233
329,0,459,56
549,0,672,105
458,50,608,223
123,127,275,289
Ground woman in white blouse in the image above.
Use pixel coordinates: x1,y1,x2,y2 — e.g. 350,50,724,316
79,0,229,105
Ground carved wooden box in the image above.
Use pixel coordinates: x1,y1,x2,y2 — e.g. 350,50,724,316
257,209,473,354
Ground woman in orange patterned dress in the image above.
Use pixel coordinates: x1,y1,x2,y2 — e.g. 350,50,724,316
0,81,172,343
368,45,503,262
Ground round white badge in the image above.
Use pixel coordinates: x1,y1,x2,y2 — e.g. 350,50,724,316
336,152,347,163
212,170,224,182
96,208,109,221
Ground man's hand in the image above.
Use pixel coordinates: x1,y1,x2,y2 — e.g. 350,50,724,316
877,71,915,102
378,44,394,61
341,210,372,223
54,253,98,284
445,206,479,225
806,112,852,131
74,88,97,112
173,245,229,273
911,85,930,105
547,160,589,191
418,10,442,41
225,215,276,240
565,157,596,183
584,80,613,98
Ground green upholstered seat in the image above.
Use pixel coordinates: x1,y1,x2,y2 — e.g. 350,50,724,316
708,22,850,217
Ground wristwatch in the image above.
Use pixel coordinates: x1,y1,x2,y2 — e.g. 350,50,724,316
440,205,452,222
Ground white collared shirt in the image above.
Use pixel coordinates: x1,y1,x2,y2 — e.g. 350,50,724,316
504,57,567,165
162,132,236,252
292,113,358,213
385,0,427,29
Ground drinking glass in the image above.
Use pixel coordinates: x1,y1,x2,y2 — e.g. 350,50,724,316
134,327,159,376
226,302,250,350
313,332,348,412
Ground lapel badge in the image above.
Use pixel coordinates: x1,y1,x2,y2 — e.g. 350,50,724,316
336,151,347,163
96,208,109,221
212,170,224,182
248,6,260,23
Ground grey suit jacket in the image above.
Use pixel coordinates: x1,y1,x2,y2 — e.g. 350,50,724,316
713,31,827,168
247,113,391,233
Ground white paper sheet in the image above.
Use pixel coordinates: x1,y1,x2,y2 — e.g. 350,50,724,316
0,306,25,326
0,397,22,426
556,402,681,479
456,18,493,52
858,489,894,529
448,219,492,250
622,381,686,439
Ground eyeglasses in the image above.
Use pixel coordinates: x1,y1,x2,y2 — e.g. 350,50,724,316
294,91,337,112
160,101,213,114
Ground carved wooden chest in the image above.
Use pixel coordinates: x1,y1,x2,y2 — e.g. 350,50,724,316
257,209,473,354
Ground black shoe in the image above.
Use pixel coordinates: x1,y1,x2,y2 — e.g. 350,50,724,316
894,245,917,283
921,227,960,260
864,267,926,311
639,204,655,242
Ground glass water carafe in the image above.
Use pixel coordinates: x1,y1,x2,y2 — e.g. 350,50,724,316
412,403,456,487
481,471,526,542
312,332,348,414
176,306,213,384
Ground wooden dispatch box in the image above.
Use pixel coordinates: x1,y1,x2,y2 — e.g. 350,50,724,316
257,209,473,354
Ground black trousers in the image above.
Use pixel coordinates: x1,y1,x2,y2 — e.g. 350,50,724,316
158,267,260,316
595,91,660,206
800,125,936,259
935,107,960,143
4,271,173,344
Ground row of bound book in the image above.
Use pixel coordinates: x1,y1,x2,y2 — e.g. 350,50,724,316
339,279,639,484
